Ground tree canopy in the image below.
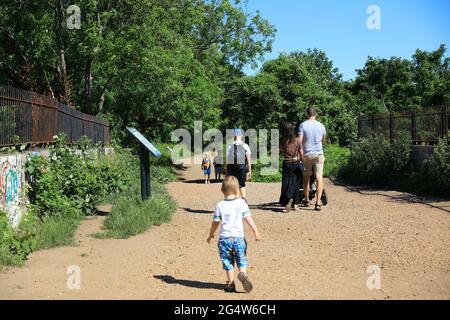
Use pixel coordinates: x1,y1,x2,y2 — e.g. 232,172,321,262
0,0,275,138
0,1,448,146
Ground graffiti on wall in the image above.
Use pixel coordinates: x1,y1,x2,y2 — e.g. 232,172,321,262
0,155,24,226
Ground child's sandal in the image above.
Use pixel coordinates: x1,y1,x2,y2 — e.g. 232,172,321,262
238,272,253,293
224,281,236,293
314,203,322,211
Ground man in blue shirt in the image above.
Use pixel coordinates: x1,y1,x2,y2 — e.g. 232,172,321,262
298,106,326,211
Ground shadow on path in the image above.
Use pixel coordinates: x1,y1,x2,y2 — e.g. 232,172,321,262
181,179,222,184
174,164,188,171
154,275,223,290
329,177,450,214
182,208,214,214
249,202,284,213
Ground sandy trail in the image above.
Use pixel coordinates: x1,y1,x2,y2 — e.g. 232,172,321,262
0,159,449,299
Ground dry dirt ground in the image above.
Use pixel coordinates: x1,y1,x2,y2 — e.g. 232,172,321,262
0,159,449,300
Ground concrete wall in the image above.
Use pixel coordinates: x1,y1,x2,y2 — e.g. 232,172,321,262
0,147,114,227
0,154,26,227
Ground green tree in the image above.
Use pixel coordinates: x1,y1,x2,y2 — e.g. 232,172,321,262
0,0,275,141
352,44,450,112
223,49,357,145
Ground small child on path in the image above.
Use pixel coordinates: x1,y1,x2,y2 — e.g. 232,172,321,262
213,152,223,182
207,176,261,293
201,153,212,184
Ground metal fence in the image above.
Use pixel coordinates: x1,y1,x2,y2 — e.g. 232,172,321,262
0,86,110,147
358,105,449,144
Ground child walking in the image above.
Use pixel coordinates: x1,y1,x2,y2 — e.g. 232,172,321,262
201,153,212,184
207,176,261,293
213,152,223,182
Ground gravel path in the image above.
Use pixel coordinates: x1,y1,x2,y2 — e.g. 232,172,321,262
0,160,449,299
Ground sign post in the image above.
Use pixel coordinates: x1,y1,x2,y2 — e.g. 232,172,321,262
126,127,162,200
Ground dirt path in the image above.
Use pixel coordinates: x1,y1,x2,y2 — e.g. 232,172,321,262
1,160,449,299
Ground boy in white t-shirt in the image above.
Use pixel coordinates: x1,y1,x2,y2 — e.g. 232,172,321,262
207,176,261,293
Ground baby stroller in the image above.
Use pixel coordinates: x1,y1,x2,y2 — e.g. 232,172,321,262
298,162,328,206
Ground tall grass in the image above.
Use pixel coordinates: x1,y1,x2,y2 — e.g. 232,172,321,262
35,214,81,249
94,182,177,239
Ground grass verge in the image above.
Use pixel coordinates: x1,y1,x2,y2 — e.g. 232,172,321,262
1,141,177,268
94,181,177,239
35,214,81,249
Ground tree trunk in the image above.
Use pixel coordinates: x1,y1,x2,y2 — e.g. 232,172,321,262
55,0,69,103
84,58,93,111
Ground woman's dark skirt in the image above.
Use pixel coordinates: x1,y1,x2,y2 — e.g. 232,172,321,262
279,160,301,205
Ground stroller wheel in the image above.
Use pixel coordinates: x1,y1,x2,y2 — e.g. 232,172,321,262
321,189,328,206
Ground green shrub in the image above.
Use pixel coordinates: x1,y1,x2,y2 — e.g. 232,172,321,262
323,144,350,177
411,138,450,196
339,135,411,186
151,165,177,184
150,142,177,183
1,135,177,266
0,212,38,267
251,155,282,183
27,135,137,218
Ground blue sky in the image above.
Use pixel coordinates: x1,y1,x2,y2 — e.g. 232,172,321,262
243,0,450,80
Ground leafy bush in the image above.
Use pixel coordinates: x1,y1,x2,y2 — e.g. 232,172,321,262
27,135,136,218
411,138,450,196
339,135,412,186
1,135,178,267
251,155,283,183
323,144,350,177
339,136,449,197
0,212,38,267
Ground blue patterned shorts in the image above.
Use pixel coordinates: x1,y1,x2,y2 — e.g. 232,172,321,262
218,237,248,271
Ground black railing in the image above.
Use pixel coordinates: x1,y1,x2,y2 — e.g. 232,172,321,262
358,106,449,144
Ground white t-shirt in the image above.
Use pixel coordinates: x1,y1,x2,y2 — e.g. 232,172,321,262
226,141,251,165
213,198,251,238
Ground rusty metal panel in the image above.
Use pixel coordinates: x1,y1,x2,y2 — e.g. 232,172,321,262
0,86,110,147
